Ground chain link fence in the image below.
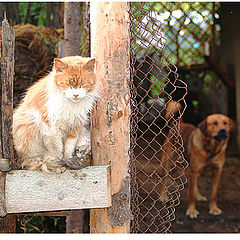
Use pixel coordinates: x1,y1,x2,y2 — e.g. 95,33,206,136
129,2,188,233
151,2,220,67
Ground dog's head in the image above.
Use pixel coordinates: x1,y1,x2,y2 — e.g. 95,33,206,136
198,114,234,141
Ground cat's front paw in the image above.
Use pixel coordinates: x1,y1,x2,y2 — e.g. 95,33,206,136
76,144,91,160
42,155,66,174
61,155,90,170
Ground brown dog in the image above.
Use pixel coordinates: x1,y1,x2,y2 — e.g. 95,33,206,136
161,113,234,218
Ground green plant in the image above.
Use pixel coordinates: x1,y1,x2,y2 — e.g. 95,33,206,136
16,215,66,233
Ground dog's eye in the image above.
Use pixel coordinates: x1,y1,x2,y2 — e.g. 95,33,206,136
213,121,218,126
223,121,227,125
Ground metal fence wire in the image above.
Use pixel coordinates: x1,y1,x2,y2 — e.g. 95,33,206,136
129,3,188,233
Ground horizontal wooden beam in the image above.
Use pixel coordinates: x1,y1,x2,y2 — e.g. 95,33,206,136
15,210,72,217
205,55,235,88
5,166,111,214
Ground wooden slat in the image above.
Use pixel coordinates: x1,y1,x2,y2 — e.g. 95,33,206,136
5,166,111,214
16,211,71,217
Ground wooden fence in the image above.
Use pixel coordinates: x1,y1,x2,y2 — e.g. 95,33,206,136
0,2,131,233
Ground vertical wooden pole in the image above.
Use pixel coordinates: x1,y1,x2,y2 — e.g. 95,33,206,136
220,3,240,148
234,35,240,149
0,16,16,233
63,2,91,233
64,2,81,56
211,2,217,113
90,2,131,233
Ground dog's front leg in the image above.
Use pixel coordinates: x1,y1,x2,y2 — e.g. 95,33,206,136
159,129,175,202
186,154,206,218
186,169,201,218
209,154,225,215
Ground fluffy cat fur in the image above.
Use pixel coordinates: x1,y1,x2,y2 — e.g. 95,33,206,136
13,56,98,173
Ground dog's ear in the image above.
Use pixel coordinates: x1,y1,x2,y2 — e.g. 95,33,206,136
228,118,235,131
198,119,207,136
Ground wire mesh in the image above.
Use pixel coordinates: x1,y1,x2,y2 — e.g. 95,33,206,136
129,2,188,233
150,2,221,67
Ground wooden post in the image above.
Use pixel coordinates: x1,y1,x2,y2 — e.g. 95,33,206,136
64,2,81,56
0,16,16,233
90,2,131,233
63,2,91,233
220,3,240,148
234,36,240,149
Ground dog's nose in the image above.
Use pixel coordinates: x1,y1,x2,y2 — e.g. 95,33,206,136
215,128,228,141
73,94,79,98
218,128,227,135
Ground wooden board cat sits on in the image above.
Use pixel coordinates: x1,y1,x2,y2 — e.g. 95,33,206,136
13,56,99,173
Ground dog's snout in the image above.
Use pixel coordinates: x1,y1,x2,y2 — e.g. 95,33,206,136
214,128,228,141
219,128,227,135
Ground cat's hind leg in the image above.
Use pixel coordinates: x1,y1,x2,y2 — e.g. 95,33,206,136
13,111,44,169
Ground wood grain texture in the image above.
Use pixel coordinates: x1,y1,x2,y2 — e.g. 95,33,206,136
64,2,81,56
90,2,131,233
1,16,15,168
5,166,111,214
0,17,16,233
16,211,71,217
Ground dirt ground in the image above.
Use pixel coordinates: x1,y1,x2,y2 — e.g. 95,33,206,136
134,124,240,233
171,152,240,233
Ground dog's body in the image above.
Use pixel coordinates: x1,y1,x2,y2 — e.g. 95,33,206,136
161,113,234,218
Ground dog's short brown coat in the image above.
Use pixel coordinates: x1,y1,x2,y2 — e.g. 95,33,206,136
161,113,234,218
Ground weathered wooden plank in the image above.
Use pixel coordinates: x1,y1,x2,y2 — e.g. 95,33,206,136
16,211,71,217
5,166,111,214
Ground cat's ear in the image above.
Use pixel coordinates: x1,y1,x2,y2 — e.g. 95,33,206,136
83,58,96,72
54,58,68,73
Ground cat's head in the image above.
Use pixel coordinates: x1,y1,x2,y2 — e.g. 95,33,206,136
53,56,96,102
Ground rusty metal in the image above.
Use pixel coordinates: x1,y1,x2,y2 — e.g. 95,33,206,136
129,2,188,233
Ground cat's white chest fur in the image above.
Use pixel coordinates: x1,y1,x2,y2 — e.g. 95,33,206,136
47,91,94,128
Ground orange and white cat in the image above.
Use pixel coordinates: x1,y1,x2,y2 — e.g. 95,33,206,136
13,56,98,173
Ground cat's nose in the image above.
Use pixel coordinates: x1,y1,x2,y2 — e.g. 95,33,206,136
73,94,79,98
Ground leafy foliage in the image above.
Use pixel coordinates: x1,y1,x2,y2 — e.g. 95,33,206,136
18,2,47,27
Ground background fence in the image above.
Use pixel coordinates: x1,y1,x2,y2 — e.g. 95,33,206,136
129,3,188,233
147,2,224,124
